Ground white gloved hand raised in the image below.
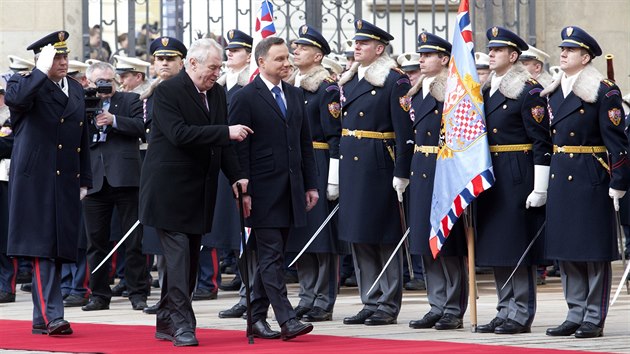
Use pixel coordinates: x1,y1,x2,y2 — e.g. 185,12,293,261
327,158,339,201
392,177,410,202
609,188,626,211
36,44,56,75
80,187,88,200
526,165,550,208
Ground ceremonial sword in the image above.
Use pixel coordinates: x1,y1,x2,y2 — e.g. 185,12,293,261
288,203,339,268
500,221,546,291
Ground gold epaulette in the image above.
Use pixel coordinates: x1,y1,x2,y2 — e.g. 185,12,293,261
324,77,337,84
602,79,615,87
527,78,539,85
392,67,405,75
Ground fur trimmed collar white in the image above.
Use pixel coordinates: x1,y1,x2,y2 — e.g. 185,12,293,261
406,69,448,102
482,62,531,100
297,65,330,93
540,64,603,103
216,66,250,89
338,54,397,87
139,78,162,100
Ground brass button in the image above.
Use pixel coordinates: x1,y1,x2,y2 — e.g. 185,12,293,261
434,110,439,114
492,128,498,133
343,111,348,117
424,153,429,157
371,90,376,95
552,129,557,134
569,153,574,158
145,128,150,133
304,100,308,104
414,129,417,134
359,112,364,117
76,173,80,178
60,118,65,123
340,155,344,159
56,170,60,175
568,175,573,181
494,152,499,156
427,131,431,136
551,174,555,179
353,156,359,161
570,132,575,137
502,104,507,109
422,173,427,179
77,148,81,153
411,171,414,176
79,121,83,126
57,144,62,149
579,109,585,114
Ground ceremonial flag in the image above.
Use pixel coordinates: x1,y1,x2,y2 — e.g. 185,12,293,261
249,0,276,81
429,0,494,258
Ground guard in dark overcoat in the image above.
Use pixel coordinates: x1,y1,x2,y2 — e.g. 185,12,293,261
542,26,629,339
5,31,92,335
285,25,342,322
406,33,468,331
338,20,413,326
475,27,552,335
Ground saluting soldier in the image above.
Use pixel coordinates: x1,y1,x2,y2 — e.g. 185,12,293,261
286,25,342,322
5,31,92,335
475,27,552,335
338,20,413,326
407,33,468,331
542,26,629,339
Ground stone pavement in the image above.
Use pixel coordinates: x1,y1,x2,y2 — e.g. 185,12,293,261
1,262,629,353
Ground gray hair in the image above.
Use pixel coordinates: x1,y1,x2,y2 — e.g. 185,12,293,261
86,61,116,81
184,38,223,69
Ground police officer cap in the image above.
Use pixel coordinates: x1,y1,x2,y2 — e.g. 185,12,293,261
294,25,331,55
353,19,394,44
150,36,187,58
417,32,452,56
559,26,602,57
344,39,355,58
7,55,35,71
68,60,89,75
397,52,420,72
486,26,528,53
114,55,151,74
322,56,343,75
519,45,550,63
225,29,253,50
26,31,70,54
474,52,490,69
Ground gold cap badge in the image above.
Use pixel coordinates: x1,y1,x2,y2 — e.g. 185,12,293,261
492,27,499,38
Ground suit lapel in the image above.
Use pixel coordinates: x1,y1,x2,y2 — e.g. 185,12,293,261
343,76,373,107
414,93,437,125
182,72,210,121
551,91,581,126
484,89,506,116
255,76,284,120
49,80,68,107
61,83,82,118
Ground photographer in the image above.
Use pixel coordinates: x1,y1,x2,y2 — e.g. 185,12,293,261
81,61,147,312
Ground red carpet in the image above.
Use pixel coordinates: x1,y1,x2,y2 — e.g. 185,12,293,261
0,320,599,354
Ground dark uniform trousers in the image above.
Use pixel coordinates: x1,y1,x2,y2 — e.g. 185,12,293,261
31,258,64,326
60,252,89,298
559,261,611,327
352,243,403,316
156,229,201,333
84,178,144,302
250,228,295,325
421,255,468,317
0,256,17,294
196,247,220,293
236,251,258,306
492,266,537,326
296,253,338,311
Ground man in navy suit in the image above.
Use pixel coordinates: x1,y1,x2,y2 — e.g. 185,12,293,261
229,36,318,341
5,31,92,335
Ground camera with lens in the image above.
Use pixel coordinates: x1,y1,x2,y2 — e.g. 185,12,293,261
85,79,113,144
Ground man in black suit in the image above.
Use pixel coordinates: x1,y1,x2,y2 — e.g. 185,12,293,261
81,61,148,312
229,36,318,341
139,38,250,347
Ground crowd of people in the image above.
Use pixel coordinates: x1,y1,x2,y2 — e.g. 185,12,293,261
0,19,629,348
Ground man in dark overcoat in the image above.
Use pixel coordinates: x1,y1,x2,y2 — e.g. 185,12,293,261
139,38,249,347
5,31,92,335
229,36,318,340
542,26,629,339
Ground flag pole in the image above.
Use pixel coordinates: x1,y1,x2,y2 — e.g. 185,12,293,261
464,207,477,332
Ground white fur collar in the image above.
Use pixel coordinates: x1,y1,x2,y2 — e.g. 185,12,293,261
535,71,553,89
482,62,531,100
540,64,603,103
338,54,397,87
217,66,250,88
140,78,163,100
298,65,330,93
406,69,448,102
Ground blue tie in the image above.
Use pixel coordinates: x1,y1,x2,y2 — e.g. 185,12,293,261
271,86,286,118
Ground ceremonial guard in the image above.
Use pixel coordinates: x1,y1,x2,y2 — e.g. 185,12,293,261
286,25,342,322
5,31,92,335
519,45,554,88
406,33,468,331
542,27,629,339
0,85,16,304
338,20,413,326
114,55,152,95
475,27,552,334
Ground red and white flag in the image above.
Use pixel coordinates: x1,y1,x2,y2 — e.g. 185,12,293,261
249,0,277,81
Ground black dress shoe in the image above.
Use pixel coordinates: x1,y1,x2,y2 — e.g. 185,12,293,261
20,283,32,292
344,274,357,287
574,322,603,338
16,270,32,284
0,291,16,303
546,320,581,336
81,297,110,311
192,288,218,301
343,309,374,325
303,307,332,322
143,303,159,314
152,279,160,288
131,298,148,310
219,277,242,291
477,317,505,333
409,312,442,329
111,282,127,297
250,319,281,339
294,305,311,320
32,322,73,335
364,310,397,326
494,319,530,334
219,304,247,318
280,318,313,341
435,313,463,330
63,294,88,307
46,319,72,336
404,278,427,291
173,328,198,346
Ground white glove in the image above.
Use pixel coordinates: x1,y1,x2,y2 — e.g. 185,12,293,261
609,188,626,211
392,177,410,202
327,158,339,201
36,44,56,75
525,165,550,208
80,187,88,200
